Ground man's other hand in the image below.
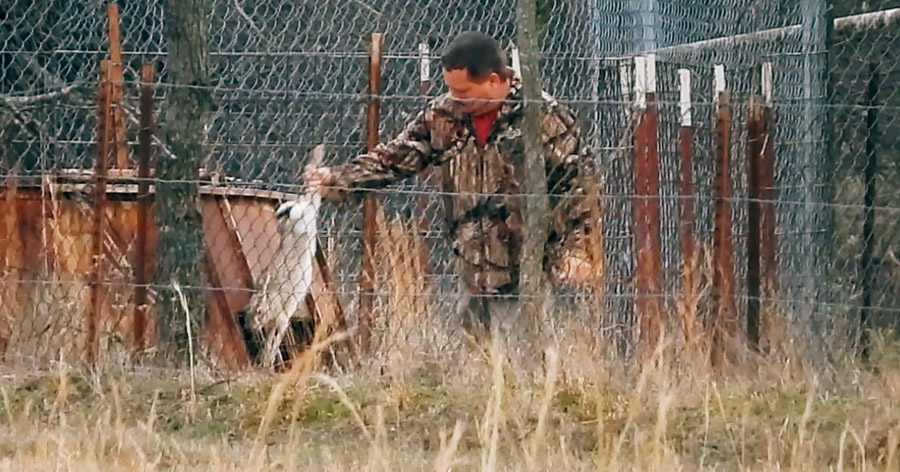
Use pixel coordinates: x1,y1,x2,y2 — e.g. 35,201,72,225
554,250,595,288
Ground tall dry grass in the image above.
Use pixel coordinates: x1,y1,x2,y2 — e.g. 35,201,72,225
1,299,898,471
2,331,900,471
371,209,439,406
1,238,899,471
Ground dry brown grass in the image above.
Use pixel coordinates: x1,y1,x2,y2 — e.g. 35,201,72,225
1,230,898,470
372,210,436,405
0,314,898,471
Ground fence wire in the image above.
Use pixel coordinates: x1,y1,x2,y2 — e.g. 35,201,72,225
1,0,898,367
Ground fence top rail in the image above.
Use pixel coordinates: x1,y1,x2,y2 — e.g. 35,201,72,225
2,168,303,201
5,9,892,63
651,8,899,58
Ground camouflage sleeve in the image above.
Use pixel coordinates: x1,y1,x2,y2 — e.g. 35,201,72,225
329,108,434,195
541,99,605,278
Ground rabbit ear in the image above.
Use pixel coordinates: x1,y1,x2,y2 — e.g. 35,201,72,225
308,144,326,169
295,144,327,180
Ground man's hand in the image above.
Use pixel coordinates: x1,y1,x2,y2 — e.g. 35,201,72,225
302,166,336,197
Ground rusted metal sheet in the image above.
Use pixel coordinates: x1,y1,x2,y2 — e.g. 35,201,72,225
712,89,738,367
222,199,279,289
360,32,383,353
0,175,338,367
202,249,250,369
202,197,254,314
633,92,663,347
0,183,22,355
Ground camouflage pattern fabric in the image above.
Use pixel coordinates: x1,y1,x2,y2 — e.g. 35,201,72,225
331,79,603,295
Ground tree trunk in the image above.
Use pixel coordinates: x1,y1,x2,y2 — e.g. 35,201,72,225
157,0,212,365
517,0,550,333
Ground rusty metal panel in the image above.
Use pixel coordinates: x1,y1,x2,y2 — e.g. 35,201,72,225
202,197,254,314
203,250,250,369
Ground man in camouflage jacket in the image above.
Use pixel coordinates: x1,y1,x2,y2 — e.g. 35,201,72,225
305,31,602,331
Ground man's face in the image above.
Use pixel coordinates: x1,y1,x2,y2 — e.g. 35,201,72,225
443,68,509,116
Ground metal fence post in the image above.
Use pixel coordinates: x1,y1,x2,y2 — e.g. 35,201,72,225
711,64,737,367
134,63,155,356
360,32,383,353
632,54,663,348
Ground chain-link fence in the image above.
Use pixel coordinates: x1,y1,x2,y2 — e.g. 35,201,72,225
1,0,898,368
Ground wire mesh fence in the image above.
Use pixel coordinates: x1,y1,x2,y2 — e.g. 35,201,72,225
1,0,898,368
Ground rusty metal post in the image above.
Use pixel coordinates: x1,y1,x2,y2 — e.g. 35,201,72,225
711,65,737,367
106,3,128,169
747,94,764,349
759,63,779,350
677,69,695,273
632,55,663,348
677,68,698,348
360,32,383,352
134,63,155,355
748,63,780,351
759,113,778,328
418,42,431,95
860,62,879,358
415,42,433,273
89,60,114,364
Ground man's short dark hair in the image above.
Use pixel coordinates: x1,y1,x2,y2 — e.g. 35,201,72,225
441,31,511,80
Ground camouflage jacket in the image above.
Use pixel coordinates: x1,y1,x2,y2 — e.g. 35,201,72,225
332,79,602,295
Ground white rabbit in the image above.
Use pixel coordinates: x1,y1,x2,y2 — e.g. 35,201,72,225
241,145,324,368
